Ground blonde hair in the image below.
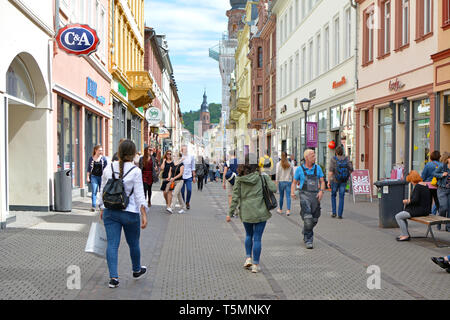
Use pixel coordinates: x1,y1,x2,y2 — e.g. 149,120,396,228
440,152,450,164
304,149,314,159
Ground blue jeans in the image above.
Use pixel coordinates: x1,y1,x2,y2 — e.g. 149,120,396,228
181,177,193,204
243,221,267,264
331,181,347,217
278,181,292,210
103,209,141,279
90,175,102,208
437,187,450,231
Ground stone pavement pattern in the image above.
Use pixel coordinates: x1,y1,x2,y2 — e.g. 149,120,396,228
0,183,448,300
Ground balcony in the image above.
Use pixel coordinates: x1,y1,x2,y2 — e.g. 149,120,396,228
126,71,155,108
236,97,250,113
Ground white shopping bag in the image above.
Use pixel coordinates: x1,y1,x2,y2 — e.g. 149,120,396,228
85,222,107,258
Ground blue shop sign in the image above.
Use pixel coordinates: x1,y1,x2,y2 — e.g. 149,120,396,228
86,77,105,105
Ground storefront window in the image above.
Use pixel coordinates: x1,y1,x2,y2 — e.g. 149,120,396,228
330,106,341,130
444,94,450,123
318,110,327,130
57,97,80,187
398,103,405,123
412,98,430,173
378,107,393,180
318,110,328,170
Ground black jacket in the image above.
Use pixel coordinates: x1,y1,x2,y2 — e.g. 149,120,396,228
405,183,431,217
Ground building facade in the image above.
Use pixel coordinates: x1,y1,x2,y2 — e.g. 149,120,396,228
110,0,153,157
273,0,357,173
249,0,277,157
53,0,112,198
0,0,54,227
431,0,450,153
355,0,438,191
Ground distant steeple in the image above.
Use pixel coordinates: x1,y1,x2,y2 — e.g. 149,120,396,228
200,90,209,113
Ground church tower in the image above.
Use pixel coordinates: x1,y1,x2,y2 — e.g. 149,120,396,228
199,90,210,134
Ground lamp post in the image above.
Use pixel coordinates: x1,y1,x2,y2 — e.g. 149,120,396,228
300,98,311,156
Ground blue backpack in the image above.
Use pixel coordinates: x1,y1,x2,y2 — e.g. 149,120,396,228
334,156,350,183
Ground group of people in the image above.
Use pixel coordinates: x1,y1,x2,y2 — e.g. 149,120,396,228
86,139,202,288
223,146,353,273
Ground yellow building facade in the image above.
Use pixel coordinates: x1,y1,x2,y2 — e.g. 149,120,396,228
109,0,154,153
231,1,257,154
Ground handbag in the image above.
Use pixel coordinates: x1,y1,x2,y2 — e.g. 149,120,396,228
85,222,107,258
260,174,277,211
169,181,175,190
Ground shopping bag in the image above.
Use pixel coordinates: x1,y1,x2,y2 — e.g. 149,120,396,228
85,222,107,258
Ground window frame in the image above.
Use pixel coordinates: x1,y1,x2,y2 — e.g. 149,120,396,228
444,0,450,28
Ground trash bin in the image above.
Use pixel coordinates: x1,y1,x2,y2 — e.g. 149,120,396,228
54,169,72,212
374,179,408,228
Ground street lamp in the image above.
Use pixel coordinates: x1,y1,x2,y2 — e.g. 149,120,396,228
300,98,311,155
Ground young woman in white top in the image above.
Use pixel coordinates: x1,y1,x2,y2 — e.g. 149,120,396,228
276,152,294,216
98,139,148,288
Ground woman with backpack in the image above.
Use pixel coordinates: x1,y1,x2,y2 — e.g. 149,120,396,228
421,150,441,219
435,152,450,232
328,145,353,219
98,139,148,288
276,152,294,216
226,153,277,273
87,145,107,212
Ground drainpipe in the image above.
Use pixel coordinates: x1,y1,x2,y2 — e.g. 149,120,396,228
350,0,359,90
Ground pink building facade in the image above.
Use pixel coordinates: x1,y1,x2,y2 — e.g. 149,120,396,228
53,0,112,194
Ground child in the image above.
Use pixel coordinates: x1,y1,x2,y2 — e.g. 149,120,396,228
215,166,220,182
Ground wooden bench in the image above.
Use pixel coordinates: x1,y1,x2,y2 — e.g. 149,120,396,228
408,215,450,248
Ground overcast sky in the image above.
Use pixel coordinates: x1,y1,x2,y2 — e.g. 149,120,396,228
144,0,230,113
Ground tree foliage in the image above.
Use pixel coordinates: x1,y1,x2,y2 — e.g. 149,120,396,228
182,103,222,134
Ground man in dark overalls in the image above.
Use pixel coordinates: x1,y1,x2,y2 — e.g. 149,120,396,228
291,149,326,249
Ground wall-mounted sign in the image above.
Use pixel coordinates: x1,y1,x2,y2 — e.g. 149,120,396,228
86,77,105,105
306,122,318,148
332,76,347,89
56,24,100,56
388,78,405,92
280,105,287,114
146,107,162,126
309,89,316,100
117,82,127,98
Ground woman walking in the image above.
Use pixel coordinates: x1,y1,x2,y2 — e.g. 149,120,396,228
195,156,206,191
87,145,107,212
160,150,175,213
276,152,294,216
139,145,154,208
226,154,277,273
435,152,450,232
394,170,431,241
98,139,148,288
169,152,186,214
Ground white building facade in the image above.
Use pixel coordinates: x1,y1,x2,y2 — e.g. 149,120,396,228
273,0,357,173
0,0,55,228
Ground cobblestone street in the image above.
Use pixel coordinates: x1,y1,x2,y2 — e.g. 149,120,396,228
0,182,448,300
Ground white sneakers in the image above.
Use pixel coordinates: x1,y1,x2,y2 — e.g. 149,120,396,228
244,258,260,273
178,209,185,214
251,265,261,273
244,258,252,269
166,207,173,214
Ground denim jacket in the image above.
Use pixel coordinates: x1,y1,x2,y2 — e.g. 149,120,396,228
434,163,450,189
421,161,441,182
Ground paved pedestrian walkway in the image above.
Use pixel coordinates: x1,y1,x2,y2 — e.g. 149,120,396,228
0,182,448,300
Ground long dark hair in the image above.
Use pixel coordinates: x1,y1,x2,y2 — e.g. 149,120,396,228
237,153,259,176
280,152,290,170
143,146,151,166
118,139,137,178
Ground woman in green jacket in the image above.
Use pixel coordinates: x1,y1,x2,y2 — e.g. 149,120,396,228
226,154,277,273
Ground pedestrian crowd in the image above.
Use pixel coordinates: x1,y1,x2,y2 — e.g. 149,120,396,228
85,140,449,288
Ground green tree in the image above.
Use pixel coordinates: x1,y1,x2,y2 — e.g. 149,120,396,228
182,103,222,135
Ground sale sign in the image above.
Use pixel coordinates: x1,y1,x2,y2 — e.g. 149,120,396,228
351,170,372,195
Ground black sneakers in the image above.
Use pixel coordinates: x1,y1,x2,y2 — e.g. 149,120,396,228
133,266,147,279
109,278,119,288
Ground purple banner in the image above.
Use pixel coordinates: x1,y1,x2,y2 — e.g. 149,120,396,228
306,122,318,148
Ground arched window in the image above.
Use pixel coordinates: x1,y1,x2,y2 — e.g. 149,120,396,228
6,57,35,104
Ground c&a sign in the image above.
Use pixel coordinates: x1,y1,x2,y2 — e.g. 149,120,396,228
56,24,100,56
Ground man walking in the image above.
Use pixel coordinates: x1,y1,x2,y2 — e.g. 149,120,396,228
328,145,353,219
180,145,196,210
291,149,326,249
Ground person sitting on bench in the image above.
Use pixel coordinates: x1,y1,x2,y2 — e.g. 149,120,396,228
395,170,431,242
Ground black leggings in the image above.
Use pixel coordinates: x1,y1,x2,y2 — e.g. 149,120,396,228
143,182,152,204
430,188,439,212
197,175,204,191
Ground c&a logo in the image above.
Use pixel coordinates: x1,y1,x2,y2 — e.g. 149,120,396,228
56,24,100,56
